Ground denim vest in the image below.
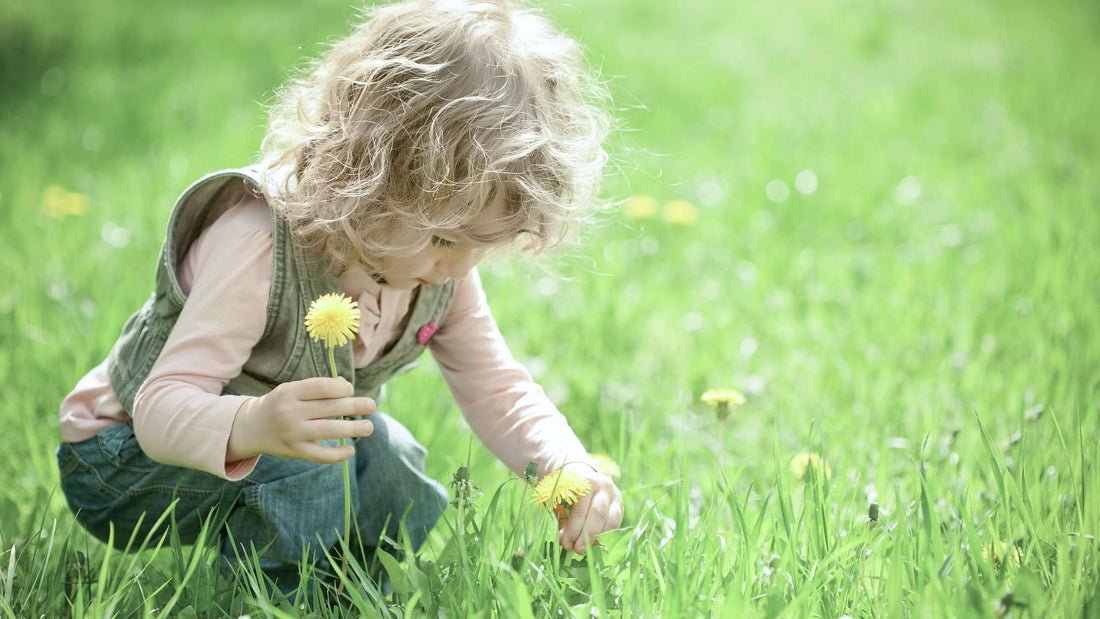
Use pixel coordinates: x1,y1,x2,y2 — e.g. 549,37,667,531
106,168,456,410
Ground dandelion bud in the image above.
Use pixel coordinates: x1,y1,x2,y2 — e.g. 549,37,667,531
511,550,526,571
524,461,539,485
449,465,479,508
866,502,879,529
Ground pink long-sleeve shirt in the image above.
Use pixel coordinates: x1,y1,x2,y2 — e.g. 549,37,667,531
58,197,593,481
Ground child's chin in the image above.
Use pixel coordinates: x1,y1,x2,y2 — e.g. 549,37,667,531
386,277,420,289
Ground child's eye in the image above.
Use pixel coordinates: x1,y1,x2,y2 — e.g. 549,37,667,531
431,235,456,248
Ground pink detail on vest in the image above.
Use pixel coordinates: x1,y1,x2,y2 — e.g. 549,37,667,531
417,323,439,345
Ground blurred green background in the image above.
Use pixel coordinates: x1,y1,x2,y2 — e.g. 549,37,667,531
2,0,1099,614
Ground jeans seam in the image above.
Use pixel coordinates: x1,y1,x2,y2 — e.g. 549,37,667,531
128,485,216,499
59,460,80,477
107,460,159,474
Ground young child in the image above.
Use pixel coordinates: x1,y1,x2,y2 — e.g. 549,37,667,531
56,0,622,592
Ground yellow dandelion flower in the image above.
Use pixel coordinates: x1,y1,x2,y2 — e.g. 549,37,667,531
981,541,1022,571
623,194,658,219
43,186,66,218
701,388,745,421
532,468,591,508
701,389,746,406
305,293,361,348
790,452,832,482
43,185,89,219
589,453,621,479
65,192,89,216
662,199,699,226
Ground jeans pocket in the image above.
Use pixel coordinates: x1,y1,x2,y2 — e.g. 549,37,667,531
61,426,234,549
59,435,125,527
97,423,157,473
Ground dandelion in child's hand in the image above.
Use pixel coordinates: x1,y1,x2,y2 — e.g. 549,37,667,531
305,293,360,347
532,468,591,508
701,388,745,421
790,452,832,482
589,453,621,479
303,292,360,591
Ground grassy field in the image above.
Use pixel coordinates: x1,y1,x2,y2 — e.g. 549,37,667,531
2,0,1099,615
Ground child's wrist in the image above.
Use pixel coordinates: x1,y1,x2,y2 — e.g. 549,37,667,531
226,397,261,461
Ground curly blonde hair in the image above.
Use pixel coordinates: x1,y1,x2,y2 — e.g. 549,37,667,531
260,0,612,275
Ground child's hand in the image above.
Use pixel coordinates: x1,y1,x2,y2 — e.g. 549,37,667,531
555,463,624,555
227,377,375,463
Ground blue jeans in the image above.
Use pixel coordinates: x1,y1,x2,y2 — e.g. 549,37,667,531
56,413,448,592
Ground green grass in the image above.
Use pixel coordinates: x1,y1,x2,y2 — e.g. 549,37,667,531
3,0,1099,615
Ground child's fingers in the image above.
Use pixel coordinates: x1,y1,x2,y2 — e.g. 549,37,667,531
284,378,375,419
302,396,375,420
553,503,569,527
560,489,623,554
286,376,355,400
294,440,357,464
608,497,624,530
560,493,603,553
307,417,373,442
268,380,375,422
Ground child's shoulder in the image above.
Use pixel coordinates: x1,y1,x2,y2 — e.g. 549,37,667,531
175,184,275,296
204,178,272,238
221,195,272,235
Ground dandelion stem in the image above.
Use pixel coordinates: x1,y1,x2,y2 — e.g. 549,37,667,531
326,345,353,589
719,422,726,470
305,292,359,591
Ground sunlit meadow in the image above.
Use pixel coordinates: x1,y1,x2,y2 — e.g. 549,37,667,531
2,0,1099,616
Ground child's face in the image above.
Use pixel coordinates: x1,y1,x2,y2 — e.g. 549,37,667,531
377,237,492,289
376,195,508,289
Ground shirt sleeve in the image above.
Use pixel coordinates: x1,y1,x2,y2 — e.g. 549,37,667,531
131,201,272,480
429,269,595,477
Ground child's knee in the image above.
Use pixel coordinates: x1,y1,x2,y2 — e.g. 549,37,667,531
240,462,350,559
